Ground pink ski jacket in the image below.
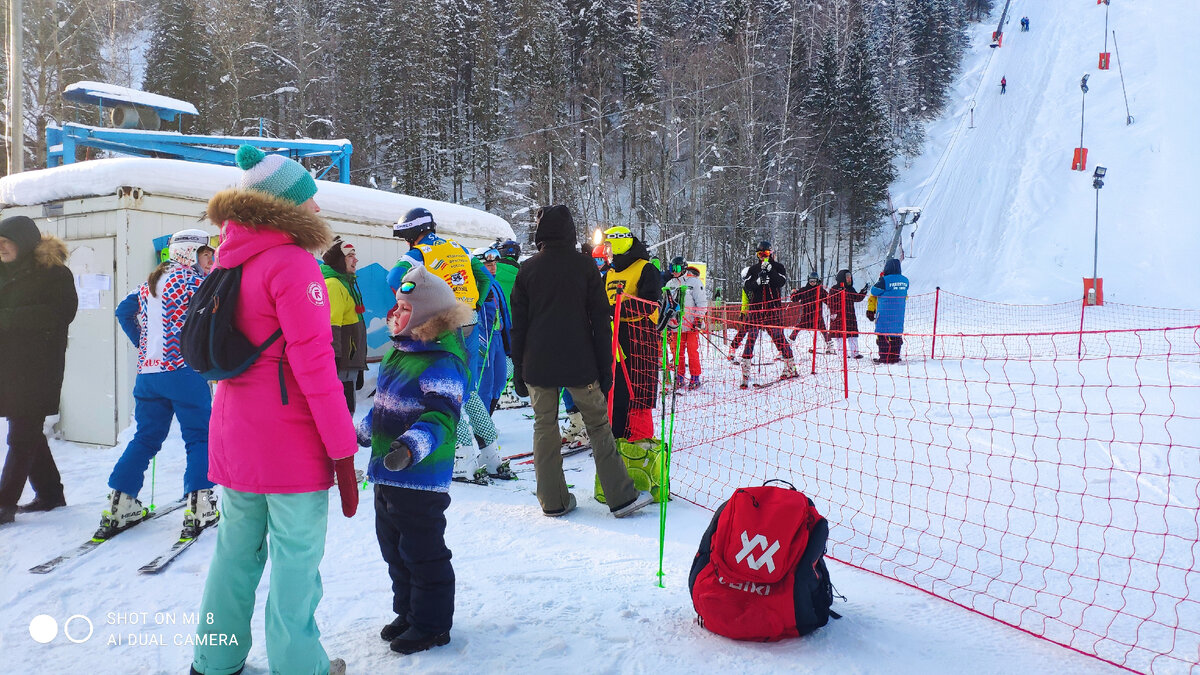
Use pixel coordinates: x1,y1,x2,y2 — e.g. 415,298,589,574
205,189,357,494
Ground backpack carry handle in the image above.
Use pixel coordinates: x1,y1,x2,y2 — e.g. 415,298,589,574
762,478,797,491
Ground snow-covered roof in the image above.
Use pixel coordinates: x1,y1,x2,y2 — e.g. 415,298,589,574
63,81,199,116
0,158,514,242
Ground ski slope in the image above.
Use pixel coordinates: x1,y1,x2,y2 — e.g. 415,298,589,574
884,0,1200,307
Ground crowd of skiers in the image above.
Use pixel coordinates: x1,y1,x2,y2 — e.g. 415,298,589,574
0,144,912,673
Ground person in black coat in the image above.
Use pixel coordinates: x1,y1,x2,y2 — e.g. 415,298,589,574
789,272,834,353
0,216,79,525
739,240,795,386
825,268,868,359
510,206,649,518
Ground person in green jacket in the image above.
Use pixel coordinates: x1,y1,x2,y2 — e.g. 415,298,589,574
321,237,368,412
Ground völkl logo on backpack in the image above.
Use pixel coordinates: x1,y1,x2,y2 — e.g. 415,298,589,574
735,531,780,573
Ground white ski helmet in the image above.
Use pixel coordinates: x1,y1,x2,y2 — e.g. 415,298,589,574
169,229,211,266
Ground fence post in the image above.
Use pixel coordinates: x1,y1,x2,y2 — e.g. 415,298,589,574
810,297,819,375
930,286,941,360
609,293,623,420
841,297,849,399
1076,294,1087,359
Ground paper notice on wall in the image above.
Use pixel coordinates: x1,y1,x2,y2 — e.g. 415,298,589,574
78,289,102,310
77,273,111,291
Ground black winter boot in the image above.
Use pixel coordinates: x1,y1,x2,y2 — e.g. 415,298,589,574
380,615,410,642
0,505,15,525
18,493,66,513
389,626,451,655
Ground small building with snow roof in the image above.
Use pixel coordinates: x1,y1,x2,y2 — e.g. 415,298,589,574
0,158,514,445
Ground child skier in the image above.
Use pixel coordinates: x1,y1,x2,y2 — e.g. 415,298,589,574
359,265,474,655
104,229,217,539
663,258,708,389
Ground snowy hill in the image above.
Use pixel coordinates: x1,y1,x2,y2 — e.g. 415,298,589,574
884,0,1200,307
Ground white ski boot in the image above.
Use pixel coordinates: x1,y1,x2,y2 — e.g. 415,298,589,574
560,410,588,446
781,357,798,380
740,357,752,389
478,441,515,480
182,489,220,539
95,490,147,539
453,445,489,484
497,389,528,409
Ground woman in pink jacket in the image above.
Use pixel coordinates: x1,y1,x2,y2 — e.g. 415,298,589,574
191,146,356,675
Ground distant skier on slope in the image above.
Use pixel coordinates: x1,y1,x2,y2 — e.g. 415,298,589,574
1000,76,1007,94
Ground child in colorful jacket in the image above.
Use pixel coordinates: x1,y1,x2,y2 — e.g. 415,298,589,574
106,229,215,539
358,264,473,656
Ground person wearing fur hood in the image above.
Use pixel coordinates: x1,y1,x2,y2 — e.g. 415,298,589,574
357,264,473,656
191,146,356,675
0,216,78,526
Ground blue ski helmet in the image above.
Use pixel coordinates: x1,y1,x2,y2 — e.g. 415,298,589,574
394,207,436,241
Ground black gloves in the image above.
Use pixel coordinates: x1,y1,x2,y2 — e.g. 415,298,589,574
383,438,413,471
513,377,529,398
860,284,870,294
866,310,877,322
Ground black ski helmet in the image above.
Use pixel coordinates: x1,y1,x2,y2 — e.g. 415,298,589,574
498,239,521,259
669,255,686,274
394,207,436,241
755,240,771,253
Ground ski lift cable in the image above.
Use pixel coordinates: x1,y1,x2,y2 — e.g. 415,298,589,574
912,25,1003,214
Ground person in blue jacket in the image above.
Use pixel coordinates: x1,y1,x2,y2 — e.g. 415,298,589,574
870,258,909,364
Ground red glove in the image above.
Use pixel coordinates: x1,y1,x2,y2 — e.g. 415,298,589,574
332,456,359,518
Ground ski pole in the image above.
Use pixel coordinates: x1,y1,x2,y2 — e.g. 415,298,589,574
149,457,157,511
656,318,683,588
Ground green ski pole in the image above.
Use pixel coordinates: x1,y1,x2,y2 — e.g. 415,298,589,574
656,313,684,588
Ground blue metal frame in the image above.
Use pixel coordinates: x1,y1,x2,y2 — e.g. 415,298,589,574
46,123,353,184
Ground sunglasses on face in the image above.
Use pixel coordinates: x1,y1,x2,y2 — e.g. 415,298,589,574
399,280,417,294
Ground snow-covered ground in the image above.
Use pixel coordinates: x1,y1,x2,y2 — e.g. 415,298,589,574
0,391,1124,675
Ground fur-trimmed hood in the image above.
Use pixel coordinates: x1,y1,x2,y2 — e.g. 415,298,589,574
409,303,476,343
206,188,331,254
32,235,69,269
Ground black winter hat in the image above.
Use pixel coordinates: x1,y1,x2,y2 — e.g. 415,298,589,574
322,236,356,274
534,205,576,245
0,215,42,260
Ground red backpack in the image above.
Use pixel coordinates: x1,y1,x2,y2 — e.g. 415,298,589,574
688,482,839,641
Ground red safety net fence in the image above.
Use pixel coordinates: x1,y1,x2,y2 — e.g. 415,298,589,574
612,291,1200,674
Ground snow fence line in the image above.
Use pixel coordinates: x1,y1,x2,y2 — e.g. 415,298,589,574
618,291,1200,675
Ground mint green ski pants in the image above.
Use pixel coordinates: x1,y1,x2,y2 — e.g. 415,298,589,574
191,488,330,675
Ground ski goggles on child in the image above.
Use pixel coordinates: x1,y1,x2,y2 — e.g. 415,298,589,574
756,249,772,260
480,249,500,262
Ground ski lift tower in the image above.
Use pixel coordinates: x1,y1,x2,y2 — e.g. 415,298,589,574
888,207,921,260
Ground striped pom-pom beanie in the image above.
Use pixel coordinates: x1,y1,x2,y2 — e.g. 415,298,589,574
235,145,317,206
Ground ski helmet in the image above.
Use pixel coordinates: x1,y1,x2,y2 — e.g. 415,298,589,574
168,229,211,266
498,239,521,259
755,240,771,253
592,243,609,268
669,256,687,276
394,207,436,241
604,226,634,255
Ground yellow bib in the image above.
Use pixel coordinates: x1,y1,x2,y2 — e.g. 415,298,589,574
419,239,479,307
605,259,659,322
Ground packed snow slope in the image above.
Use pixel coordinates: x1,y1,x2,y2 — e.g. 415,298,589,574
0,400,1122,675
882,0,1200,308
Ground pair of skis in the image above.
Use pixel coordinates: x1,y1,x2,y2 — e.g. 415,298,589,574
29,501,209,575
